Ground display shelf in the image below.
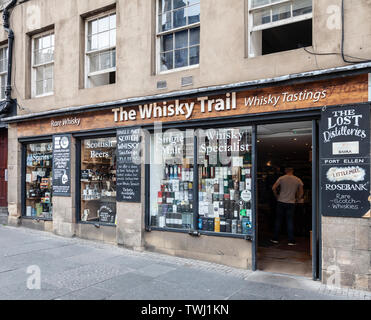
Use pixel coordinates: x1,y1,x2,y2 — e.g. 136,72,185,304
86,217,99,221
26,165,50,169
82,160,111,165
81,197,116,202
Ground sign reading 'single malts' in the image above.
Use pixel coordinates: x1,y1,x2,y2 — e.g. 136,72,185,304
116,128,141,202
52,134,71,196
320,104,370,218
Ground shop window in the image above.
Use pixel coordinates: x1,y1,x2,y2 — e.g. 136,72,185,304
25,142,53,219
80,137,117,224
150,130,195,230
31,32,54,97
149,126,253,236
197,127,253,234
85,11,116,88
157,0,200,72
248,0,312,57
0,45,8,100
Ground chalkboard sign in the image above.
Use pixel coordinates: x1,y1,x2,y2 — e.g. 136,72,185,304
320,104,370,218
52,134,71,197
116,128,141,202
98,202,116,224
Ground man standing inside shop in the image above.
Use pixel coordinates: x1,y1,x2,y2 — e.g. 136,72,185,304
271,167,304,246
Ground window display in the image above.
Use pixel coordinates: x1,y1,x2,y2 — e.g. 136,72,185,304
197,127,253,235
150,130,195,230
80,137,117,224
149,126,254,236
25,142,53,219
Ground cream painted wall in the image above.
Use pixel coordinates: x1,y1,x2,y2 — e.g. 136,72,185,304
1,0,371,114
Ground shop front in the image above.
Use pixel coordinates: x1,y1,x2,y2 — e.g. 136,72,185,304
0,127,7,211
4,71,371,288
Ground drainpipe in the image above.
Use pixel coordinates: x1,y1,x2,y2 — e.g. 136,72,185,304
0,0,17,115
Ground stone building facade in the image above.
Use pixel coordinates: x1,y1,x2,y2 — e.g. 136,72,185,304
0,0,370,291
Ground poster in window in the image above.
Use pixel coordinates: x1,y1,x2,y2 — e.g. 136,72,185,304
52,134,71,197
116,128,141,203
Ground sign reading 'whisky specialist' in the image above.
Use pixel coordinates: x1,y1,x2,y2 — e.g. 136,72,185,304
52,134,71,197
320,104,370,218
116,128,141,203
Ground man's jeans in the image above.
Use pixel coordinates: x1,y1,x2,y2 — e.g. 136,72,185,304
273,201,295,243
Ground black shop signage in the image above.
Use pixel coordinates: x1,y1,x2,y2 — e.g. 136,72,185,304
320,104,370,218
99,202,116,224
52,134,71,197
116,128,141,202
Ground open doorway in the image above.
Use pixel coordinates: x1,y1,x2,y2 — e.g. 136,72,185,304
257,122,313,277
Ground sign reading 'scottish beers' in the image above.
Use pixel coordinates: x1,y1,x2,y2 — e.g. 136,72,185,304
320,104,370,218
16,74,369,137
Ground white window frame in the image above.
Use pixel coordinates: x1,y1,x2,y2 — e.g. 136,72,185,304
0,45,8,101
248,0,313,58
31,30,55,98
156,0,200,74
84,9,117,89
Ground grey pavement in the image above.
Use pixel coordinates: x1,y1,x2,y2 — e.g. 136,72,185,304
0,225,370,301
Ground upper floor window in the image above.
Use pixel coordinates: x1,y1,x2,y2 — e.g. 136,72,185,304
157,0,200,73
85,11,116,88
0,46,8,100
248,0,312,57
32,32,54,97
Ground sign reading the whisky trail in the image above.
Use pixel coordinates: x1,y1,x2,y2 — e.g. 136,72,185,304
116,128,141,203
52,134,72,197
320,104,370,218
16,75,369,138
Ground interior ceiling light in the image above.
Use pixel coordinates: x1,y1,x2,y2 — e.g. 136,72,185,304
291,128,312,135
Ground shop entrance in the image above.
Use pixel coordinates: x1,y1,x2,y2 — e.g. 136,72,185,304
256,121,314,278
0,129,7,207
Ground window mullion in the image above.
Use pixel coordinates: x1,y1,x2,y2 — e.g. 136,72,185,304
187,29,190,66
290,1,293,18
157,22,200,37
193,133,199,231
42,65,46,94
173,32,175,70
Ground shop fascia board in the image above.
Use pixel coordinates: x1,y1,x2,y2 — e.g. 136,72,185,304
2,62,371,124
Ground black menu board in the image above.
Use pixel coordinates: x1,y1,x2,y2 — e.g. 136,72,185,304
52,134,71,197
98,202,116,224
116,128,141,202
320,104,370,218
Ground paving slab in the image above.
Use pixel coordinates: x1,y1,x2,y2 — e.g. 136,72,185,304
57,286,114,300
43,263,131,291
107,279,226,300
0,225,369,300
